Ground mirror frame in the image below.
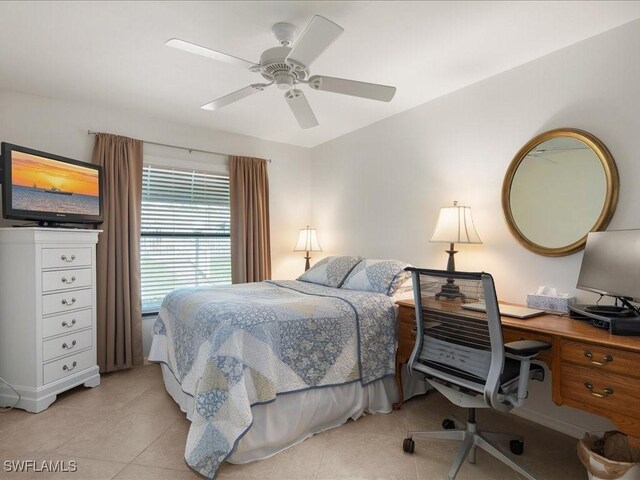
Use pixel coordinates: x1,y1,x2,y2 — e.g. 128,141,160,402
502,128,619,257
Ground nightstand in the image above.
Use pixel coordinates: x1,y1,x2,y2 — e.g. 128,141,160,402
394,300,416,409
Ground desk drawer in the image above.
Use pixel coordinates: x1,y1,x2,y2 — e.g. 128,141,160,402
503,328,553,365
561,340,640,379
43,329,93,362
42,247,92,269
43,349,94,385
42,268,92,293
42,289,92,316
561,363,640,420
43,309,93,339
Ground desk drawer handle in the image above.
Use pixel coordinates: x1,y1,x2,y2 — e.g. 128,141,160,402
584,382,613,398
62,340,77,350
63,361,77,372
410,313,416,320
60,254,76,263
584,351,613,366
62,319,76,328
61,276,76,284
61,297,76,306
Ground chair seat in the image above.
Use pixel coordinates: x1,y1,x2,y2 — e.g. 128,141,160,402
418,358,545,392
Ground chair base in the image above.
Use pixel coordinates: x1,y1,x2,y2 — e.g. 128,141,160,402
404,414,536,480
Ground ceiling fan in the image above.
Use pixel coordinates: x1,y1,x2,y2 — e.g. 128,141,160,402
166,15,397,129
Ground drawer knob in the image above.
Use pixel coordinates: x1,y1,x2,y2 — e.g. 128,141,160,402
63,361,78,372
62,319,77,328
62,340,77,350
60,254,76,262
61,297,76,306
61,276,76,284
584,382,613,398
584,351,613,366
410,313,416,320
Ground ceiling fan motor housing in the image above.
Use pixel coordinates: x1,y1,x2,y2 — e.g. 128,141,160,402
259,46,308,85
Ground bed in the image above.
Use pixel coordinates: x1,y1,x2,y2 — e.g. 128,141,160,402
149,257,426,479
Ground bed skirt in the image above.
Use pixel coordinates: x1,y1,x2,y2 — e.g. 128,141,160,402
160,363,427,464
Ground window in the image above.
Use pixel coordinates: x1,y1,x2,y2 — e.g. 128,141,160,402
140,164,231,313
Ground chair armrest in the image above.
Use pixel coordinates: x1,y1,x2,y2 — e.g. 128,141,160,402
504,340,551,357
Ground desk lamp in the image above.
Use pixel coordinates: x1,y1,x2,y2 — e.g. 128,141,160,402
294,226,322,271
430,201,482,299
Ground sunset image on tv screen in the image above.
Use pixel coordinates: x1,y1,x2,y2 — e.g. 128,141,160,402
11,151,100,216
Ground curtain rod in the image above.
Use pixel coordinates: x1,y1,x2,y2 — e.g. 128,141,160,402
87,130,271,162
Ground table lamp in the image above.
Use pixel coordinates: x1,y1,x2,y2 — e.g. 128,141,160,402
294,226,322,271
430,201,482,299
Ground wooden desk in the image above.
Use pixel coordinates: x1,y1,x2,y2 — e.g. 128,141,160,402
395,299,640,448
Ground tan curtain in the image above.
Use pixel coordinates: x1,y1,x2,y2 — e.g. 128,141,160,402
230,156,271,283
92,133,144,372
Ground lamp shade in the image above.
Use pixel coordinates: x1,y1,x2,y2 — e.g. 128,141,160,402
431,201,482,244
294,226,322,252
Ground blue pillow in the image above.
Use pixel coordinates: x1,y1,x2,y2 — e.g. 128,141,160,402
341,259,411,295
297,255,363,288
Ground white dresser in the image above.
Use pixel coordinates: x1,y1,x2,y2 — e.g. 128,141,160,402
0,227,101,412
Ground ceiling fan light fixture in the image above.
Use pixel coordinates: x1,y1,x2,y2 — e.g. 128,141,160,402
275,72,294,90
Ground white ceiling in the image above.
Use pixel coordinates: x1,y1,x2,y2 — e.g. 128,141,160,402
1,1,639,148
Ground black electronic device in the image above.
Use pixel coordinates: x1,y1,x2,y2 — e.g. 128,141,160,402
1,142,103,226
573,230,640,335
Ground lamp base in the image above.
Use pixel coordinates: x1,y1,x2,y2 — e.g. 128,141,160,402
435,244,466,301
304,252,311,271
435,279,466,301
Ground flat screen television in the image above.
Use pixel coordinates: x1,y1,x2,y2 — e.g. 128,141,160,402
1,142,103,225
577,229,640,313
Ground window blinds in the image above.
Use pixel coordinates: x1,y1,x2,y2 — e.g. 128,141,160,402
140,164,231,312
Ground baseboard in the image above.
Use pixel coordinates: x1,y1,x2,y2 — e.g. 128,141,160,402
513,406,587,439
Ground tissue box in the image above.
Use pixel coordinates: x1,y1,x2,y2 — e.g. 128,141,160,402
526,294,576,313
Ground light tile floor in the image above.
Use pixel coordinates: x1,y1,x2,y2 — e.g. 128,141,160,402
0,364,587,479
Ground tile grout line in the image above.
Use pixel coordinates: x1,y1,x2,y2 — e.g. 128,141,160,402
127,416,182,467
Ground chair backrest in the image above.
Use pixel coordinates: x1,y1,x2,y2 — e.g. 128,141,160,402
407,268,505,407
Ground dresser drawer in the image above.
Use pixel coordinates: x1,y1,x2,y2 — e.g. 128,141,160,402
42,247,92,269
398,305,416,326
561,363,640,420
561,340,640,379
43,348,95,385
42,288,92,316
42,329,93,362
43,309,93,339
42,268,92,293
503,328,553,365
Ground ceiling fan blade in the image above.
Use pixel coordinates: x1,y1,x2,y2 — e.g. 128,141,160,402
285,89,319,129
201,84,268,111
166,38,258,70
286,16,343,68
308,75,396,102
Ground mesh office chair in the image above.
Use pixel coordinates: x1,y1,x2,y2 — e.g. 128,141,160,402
402,268,550,480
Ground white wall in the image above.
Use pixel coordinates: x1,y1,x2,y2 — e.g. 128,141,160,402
311,19,640,436
0,89,312,280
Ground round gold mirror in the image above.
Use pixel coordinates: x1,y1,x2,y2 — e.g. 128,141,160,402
502,128,619,256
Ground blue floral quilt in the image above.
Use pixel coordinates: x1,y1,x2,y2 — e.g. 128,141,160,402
148,280,396,479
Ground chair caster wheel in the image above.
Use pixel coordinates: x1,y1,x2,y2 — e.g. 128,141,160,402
510,440,524,455
442,419,456,430
403,438,415,453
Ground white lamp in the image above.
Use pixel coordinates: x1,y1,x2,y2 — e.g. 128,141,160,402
431,201,482,299
294,226,322,271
